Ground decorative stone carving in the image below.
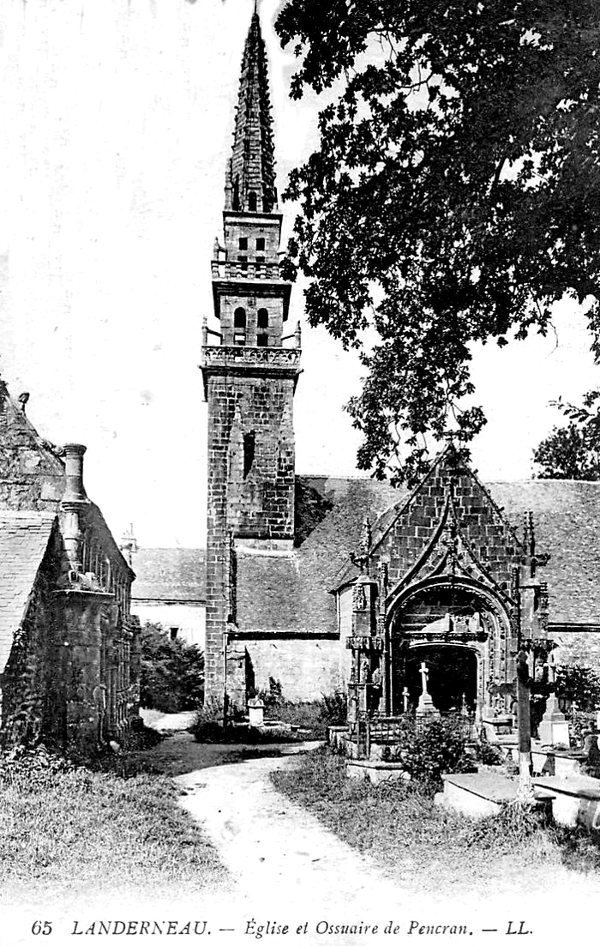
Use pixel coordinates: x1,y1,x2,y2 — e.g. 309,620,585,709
352,582,367,611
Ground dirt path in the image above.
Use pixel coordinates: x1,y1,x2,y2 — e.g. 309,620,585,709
163,737,598,946
175,749,408,916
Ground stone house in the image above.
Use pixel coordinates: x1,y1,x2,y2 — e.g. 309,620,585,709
0,378,139,752
122,538,206,648
201,11,600,715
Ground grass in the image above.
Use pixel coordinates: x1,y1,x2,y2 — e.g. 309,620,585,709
0,748,227,905
271,747,600,896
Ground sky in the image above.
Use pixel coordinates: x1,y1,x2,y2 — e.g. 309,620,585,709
0,0,598,549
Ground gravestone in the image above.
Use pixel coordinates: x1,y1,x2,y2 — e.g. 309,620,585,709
248,697,265,728
538,654,570,748
416,661,439,718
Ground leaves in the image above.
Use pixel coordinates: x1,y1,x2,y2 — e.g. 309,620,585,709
140,623,204,713
533,389,600,478
276,0,600,484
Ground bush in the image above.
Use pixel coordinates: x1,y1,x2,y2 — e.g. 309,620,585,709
140,623,204,713
264,690,347,738
475,733,504,767
556,664,600,712
385,717,472,789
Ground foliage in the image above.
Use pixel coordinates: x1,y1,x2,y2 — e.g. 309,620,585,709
253,676,284,708
271,747,569,893
474,734,504,767
266,691,347,738
275,1,600,484
552,822,600,872
140,622,204,713
0,746,225,903
320,690,347,726
556,663,600,711
533,390,600,479
384,716,472,789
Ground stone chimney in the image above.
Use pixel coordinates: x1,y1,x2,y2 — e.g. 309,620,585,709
63,443,88,502
61,443,89,573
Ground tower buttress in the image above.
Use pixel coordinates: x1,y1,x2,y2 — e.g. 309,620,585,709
201,10,301,703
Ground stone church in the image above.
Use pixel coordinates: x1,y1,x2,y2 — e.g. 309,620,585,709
0,379,140,752
202,10,600,717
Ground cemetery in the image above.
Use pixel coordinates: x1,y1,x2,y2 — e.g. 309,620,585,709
332,644,600,832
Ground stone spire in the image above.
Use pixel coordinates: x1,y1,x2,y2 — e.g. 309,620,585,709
225,10,278,214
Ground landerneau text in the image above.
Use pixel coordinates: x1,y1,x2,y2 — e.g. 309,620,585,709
71,920,209,935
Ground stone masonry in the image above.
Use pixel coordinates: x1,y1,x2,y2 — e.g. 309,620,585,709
202,10,300,705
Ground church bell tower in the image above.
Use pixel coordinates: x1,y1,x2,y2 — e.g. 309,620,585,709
201,10,301,703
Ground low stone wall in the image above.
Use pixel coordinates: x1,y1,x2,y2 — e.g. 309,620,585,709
346,759,411,785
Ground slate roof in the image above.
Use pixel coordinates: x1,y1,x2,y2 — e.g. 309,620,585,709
235,476,400,636
489,480,600,625
132,549,206,602
0,511,56,673
234,475,600,635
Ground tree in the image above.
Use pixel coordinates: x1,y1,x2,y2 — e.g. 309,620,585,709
275,1,600,484
533,389,600,478
140,623,204,713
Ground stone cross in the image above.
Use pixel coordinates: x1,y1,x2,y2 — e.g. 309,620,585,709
547,649,557,686
420,661,430,696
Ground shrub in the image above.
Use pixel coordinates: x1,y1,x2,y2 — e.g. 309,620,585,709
475,733,503,767
265,690,347,738
386,716,472,789
320,690,347,726
140,623,204,712
556,664,600,712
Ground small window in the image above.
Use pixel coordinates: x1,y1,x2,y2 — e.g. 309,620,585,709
248,191,257,212
234,333,246,346
256,238,265,251
234,307,246,328
170,627,179,641
232,176,240,211
243,431,255,478
257,308,269,329
257,334,268,347
239,237,248,250
256,256,265,266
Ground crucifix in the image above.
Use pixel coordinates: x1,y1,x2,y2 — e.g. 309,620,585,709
547,649,557,687
420,661,430,696
416,659,438,716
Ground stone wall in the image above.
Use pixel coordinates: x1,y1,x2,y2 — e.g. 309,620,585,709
132,602,205,649
552,629,600,669
1,531,60,747
245,638,342,702
205,368,297,700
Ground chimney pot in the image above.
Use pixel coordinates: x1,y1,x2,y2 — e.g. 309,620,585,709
62,443,88,502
